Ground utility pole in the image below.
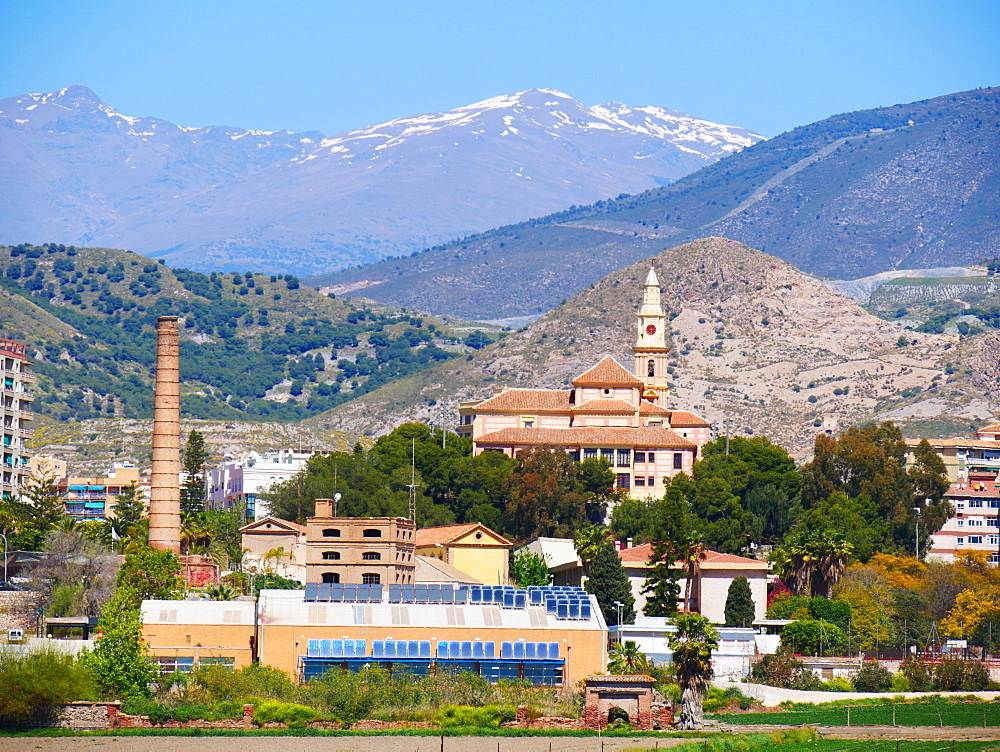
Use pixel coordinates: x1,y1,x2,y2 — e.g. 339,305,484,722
407,438,417,524
914,505,921,559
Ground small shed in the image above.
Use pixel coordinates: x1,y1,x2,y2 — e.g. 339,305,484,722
582,674,661,730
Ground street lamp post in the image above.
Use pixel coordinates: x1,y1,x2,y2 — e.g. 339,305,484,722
913,506,921,559
613,601,624,635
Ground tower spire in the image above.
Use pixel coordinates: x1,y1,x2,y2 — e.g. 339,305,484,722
633,267,670,404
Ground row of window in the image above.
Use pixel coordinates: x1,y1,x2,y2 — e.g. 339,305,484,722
322,551,382,560
956,535,999,546
956,518,998,527
957,499,1000,508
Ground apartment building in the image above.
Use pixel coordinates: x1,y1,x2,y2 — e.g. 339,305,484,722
0,338,34,500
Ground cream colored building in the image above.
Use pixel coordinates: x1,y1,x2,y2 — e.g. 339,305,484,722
415,523,512,586
457,269,710,499
141,587,607,686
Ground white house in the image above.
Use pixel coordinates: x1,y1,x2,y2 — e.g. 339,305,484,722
208,449,313,520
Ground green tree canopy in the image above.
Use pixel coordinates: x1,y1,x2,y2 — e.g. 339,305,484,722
724,575,756,627
181,430,208,518
585,542,635,626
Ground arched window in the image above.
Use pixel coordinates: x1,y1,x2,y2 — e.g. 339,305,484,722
362,528,382,538
322,551,340,560
321,572,340,583
362,551,381,561
362,573,381,585
647,359,655,377
322,528,340,537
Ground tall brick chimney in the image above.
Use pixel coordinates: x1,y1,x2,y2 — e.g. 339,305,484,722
148,316,181,553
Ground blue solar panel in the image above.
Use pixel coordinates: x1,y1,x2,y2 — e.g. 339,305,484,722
307,639,320,657
389,585,402,603
580,601,591,619
317,583,333,601
304,584,319,601
557,602,569,619
320,639,332,658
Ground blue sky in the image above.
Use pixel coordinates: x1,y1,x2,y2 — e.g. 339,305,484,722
2,0,997,137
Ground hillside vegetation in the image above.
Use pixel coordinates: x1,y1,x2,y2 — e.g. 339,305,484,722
311,238,1000,456
311,87,1000,319
0,243,500,428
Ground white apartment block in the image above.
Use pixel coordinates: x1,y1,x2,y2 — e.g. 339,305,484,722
208,449,313,519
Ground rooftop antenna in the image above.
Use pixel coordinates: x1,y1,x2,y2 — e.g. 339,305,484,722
407,438,417,524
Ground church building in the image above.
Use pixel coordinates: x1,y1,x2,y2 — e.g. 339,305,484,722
457,269,711,500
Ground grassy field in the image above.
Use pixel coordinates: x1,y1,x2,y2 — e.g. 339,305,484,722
655,739,999,752
711,700,1000,728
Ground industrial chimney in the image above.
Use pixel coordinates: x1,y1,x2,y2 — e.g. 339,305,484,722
148,316,181,553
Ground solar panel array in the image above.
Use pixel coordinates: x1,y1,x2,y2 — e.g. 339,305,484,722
306,639,367,658
527,586,592,620
302,583,592,619
304,583,383,602
436,640,497,659
372,639,432,659
500,641,560,660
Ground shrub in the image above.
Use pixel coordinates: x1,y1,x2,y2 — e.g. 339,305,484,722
435,704,516,729
852,662,893,692
781,619,847,656
119,697,172,725
935,659,990,692
252,699,318,727
606,706,631,727
190,663,297,702
901,659,934,692
821,677,854,692
0,649,97,728
891,672,911,692
749,652,822,690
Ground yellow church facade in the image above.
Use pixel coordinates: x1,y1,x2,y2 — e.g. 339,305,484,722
457,269,711,500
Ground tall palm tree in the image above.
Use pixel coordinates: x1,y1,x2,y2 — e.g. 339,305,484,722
679,532,706,613
574,524,611,578
262,546,288,575
812,531,852,598
669,613,719,730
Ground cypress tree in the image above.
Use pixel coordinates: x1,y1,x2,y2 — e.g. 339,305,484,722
641,484,689,616
724,575,756,627
585,542,635,626
180,430,208,518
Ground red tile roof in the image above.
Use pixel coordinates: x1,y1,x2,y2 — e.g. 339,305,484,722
572,356,644,387
617,543,765,569
640,400,671,415
416,523,512,547
573,398,637,413
476,426,696,449
474,389,571,412
239,516,306,534
667,410,711,427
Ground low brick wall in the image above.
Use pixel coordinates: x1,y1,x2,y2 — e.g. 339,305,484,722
58,702,120,730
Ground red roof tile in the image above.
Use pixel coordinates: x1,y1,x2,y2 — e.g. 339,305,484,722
667,410,711,427
572,356,644,387
416,523,512,547
573,398,637,412
474,389,571,412
476,426,696,449
617,543,765,569
640,400,671,415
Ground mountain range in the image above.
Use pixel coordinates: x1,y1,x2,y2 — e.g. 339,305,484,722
313,87,1000,319
0,86,761,276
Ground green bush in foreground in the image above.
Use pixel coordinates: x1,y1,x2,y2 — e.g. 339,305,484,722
851,662,893,692
434,704,515,729
0,649,97,728
252,700,318,727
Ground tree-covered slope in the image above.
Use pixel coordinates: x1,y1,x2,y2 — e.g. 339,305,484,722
310,87,1000,319
0,243,496,424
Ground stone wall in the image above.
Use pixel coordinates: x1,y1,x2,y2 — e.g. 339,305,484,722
0,591,44,635
57,702,119,730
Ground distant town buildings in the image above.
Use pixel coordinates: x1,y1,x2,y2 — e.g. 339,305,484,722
57,462,141,520
0,338,34,501
207,449,312,519
457,270,711,499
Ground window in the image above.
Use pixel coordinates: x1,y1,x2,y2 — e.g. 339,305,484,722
647,452,656,462
362,573,381,585
970,499,984,507
990,517,998,527
603,388,611,396
601,448,614,462
648,476,654,486
569,450,580,462
958,520,965,527
957,537,965,546
322,551,340,560
673,453,683,470
635,452,646,463
969,536,983,544
635,477,646,486
362,551,381,561
647,359,655,377
583,448,598,460
616,473,630,489
155,657,194,673
199,657,234,668
363,528,382,538
991,500,1000,508
990,536,999,546
969,519,984,527
523,421,534,428
322,528,340,537
616,449,631,467
322,572,340,583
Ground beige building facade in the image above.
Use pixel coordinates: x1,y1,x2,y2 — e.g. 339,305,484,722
415,523,512,586
305,501,416,586
457,270,711,500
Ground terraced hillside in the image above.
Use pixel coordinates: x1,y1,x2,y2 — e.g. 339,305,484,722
310,238,1000,457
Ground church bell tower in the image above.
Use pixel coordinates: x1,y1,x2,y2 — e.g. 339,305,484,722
633,267,670,405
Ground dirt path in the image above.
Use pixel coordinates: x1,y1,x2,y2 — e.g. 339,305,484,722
0,737,695,752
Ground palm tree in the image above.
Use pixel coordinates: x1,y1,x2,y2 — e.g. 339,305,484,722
607,640,651,675
205,583,239,601
262,546,288,575
679,532,706,613
812,531,852,598
181,516,210,555
574,524,611,577
669,613,719,730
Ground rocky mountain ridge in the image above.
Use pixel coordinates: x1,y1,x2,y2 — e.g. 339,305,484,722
0,86,761,276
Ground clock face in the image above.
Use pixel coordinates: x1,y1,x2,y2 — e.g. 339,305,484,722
646,324,657,335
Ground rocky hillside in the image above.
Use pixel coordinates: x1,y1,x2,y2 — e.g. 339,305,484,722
0,86,760,276
313,87,1000,319
309,238,998,457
